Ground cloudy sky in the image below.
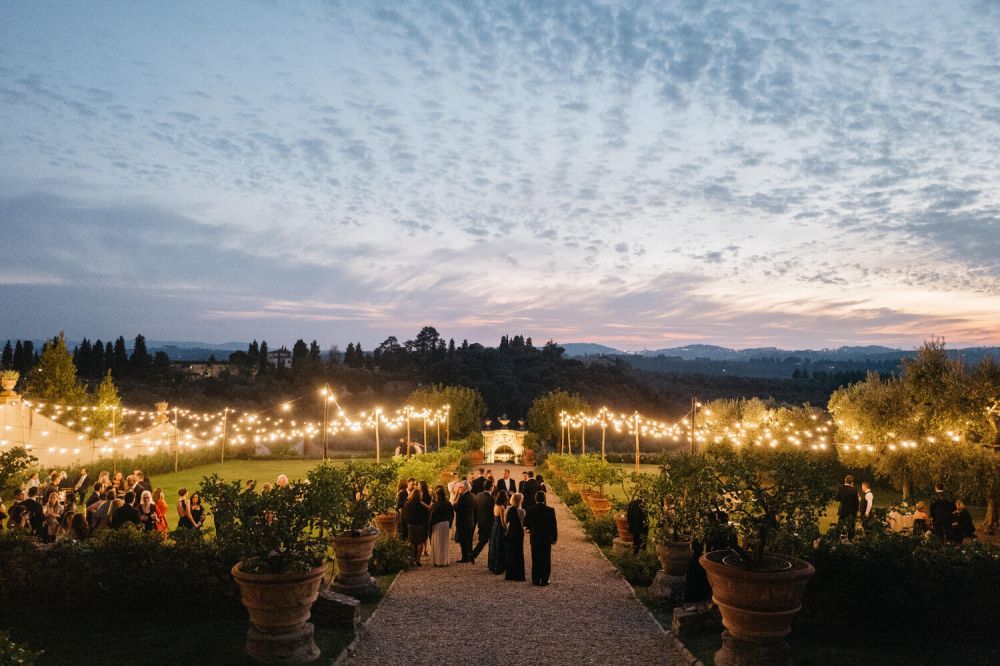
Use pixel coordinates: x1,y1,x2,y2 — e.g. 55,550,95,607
2,1,998,350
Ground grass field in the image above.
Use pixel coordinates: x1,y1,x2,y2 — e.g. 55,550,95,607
148,459,375,530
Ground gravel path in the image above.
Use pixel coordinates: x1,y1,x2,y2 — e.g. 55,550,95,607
344,467,686,665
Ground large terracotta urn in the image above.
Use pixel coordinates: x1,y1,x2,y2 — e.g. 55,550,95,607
567,482,584,493
375,513,397,535
656,539,693,575
700,550,815,643
331,532,379,598
232,563,326,634
468,450,484,465
614,514,633,541
523,449,536,465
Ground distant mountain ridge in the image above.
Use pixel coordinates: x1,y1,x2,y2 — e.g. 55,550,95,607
561,342,1000,363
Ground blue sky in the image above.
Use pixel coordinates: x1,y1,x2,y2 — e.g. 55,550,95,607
1,1,998,350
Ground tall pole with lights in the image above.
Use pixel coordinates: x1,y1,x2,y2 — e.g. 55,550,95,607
633,411,641,473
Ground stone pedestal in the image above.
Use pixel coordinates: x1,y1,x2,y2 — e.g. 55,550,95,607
714,631,791,666
611,537,633,556
312,588,360,631
647,571,686,607
246,622,320,665
671,602,722,638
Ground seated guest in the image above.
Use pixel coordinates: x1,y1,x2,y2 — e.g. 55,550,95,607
90,489,117,534
112,471,125,492
7,504,30,531
64,513,90,541
59,493,78,532
951,499,976,544
911,501,930,535
110,491,140,529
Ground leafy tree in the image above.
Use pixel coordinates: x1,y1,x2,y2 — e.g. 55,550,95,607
26,333,87,406
0,445,37,495
88,370,123,439
258,340,269,374
526,389,589,445
291,339,309,374
152,351,171,376
407,384,487,439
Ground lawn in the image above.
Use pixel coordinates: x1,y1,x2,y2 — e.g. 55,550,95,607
147,459,374,530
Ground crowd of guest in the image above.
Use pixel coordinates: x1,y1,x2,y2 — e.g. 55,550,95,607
0,467,207,543
837,475,977,543
396,467,557,586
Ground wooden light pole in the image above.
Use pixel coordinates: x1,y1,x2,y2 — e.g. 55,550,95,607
322,385,331,461
436,417,441,451
633,411,640,473
220,407,229,464
581,420,586,455
173,406,180,473
601,419,607,461
373,409,381,464
405,407,412,459
422,413,428,452
690,397,697,455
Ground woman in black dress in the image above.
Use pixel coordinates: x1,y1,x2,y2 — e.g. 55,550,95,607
488,491,509,574
505,492,526,581
189,493,205,530
403,489,429,565
138,490,158,532
395,479,411,539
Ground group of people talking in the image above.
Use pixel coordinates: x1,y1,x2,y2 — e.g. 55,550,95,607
396,468,558,586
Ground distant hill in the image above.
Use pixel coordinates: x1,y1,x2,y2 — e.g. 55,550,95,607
561,343,627,357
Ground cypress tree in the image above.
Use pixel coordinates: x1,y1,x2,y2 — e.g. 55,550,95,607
1,340,12,368
113,337,128,374
130,334,152,374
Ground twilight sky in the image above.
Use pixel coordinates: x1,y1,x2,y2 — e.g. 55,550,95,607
2,1,999,350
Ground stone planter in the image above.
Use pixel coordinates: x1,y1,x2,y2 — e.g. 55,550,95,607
614,514,633,542
374,513,397,535
700,550,815,644
656,539,693,576
231,563,325,664
331,532,379,599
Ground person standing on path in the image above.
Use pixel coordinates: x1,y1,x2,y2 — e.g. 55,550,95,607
404,489,430,565
504,493,526,582
471,469,486,494
522,472,538,509
488,491,509,574
523,491,557,586
428,486,454,567
836,475,859,539
472,478,495,562
454,481,477,563
496,469,516,494
930,483,956,541
626,497,648,554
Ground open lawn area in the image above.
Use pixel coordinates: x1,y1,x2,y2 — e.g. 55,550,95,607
150,459,375,530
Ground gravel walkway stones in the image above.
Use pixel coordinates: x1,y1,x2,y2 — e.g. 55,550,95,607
344,466,687,665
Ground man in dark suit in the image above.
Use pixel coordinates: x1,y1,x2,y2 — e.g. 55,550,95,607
522,471,538,509
836,475,859,539
110,492,141,529
20,486,45,536
496,469,516,494
471,479,495,561
930,483,956,541
471,468,487,494
454,482,477,563
72,468,89,504
523,491,557,585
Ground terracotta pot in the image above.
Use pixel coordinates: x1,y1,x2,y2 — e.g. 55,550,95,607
656,540,693,575
700,550,815,644
468,451,484,465
567,482,584,493
523,450,536,465
614,514,633,541
588,495,612,516
375,513,397,535
231,564,326,634
439,470,453,484
331,532,379,597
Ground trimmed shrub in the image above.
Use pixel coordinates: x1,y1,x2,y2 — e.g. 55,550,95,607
369,535,413,575
609,548,660,586
582,513,616,547
0,630,42,665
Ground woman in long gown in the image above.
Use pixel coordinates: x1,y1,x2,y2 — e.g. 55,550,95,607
505,492,526,582
428,486,454,566
488,490,509,574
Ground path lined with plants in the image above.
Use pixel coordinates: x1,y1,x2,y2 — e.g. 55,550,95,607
345,466,685,665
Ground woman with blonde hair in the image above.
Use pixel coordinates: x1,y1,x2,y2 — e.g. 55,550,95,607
138,490,157,532
43,492,63,542
152,488,169,532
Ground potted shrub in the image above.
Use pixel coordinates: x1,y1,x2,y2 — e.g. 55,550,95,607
309,461,387,599
366,461,400,535
200,474,336,664
642,454,717,575
699,447,836,646
0,370,18,396
613,472,649,542
579,455,617,515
